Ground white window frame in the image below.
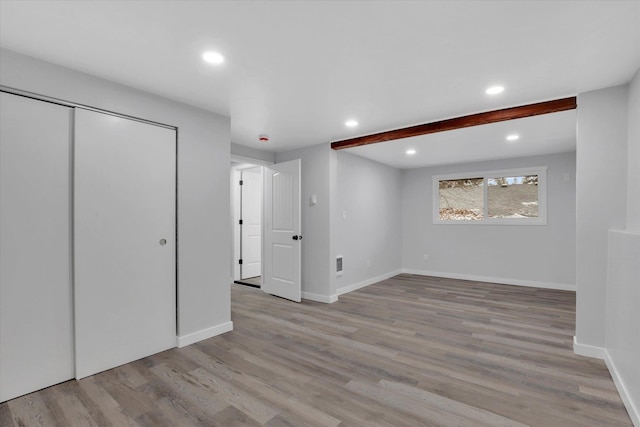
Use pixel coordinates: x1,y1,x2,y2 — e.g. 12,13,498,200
432,166,547,225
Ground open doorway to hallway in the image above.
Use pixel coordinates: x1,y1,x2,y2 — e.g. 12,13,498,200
231,161,263,288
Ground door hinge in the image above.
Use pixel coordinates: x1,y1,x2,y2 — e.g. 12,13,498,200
239,180,243,185
238,259,243,265
239,219,243,225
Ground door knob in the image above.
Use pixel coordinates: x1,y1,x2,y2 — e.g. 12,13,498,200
159,238,167,246
292,235,302,240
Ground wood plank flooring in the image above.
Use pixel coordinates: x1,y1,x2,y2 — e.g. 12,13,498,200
1,274,632,426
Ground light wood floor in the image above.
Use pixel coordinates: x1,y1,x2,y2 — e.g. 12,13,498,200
1,274,632,426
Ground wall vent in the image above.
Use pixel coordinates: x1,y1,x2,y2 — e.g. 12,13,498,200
336,256,343,276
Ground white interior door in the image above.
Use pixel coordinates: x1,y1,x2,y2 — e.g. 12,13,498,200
0,92,74,402
74,108,176,379
262,159,301,302
241,167,262,279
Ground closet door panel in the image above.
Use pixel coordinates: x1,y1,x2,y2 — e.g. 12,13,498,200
74,109,176,379
0,92,74,402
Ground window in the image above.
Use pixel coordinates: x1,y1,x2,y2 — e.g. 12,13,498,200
433,166,547,225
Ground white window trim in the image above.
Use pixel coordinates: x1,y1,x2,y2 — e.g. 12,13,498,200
432,166,547,225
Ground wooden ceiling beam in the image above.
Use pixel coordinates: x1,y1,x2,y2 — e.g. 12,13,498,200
330,97,577,150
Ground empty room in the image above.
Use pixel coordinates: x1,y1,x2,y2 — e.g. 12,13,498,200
1,1,638,426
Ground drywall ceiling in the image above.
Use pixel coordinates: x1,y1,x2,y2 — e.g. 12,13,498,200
346,109,577,169
1,1,639,166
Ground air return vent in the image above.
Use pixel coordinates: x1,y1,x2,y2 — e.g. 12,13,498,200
336,256,343,276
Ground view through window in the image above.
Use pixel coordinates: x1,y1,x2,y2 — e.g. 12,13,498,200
434,167,546,224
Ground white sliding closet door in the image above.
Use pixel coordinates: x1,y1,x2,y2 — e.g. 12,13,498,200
0,93,74,402
74,108,176,379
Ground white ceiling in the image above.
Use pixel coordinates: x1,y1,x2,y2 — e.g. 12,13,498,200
1,1,639,167
348,110,577,169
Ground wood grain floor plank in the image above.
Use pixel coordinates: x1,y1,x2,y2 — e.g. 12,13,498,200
148,363,229,417
76,376,140,427
6,393,59,427
379,379,528,427
188,366,279,423
47,386,99,427
0,274,632,426
0,400,16,427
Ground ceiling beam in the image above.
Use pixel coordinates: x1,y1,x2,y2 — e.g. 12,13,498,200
330,97,577,150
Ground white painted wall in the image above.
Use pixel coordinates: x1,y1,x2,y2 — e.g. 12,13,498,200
606,230,640,426
402,152,576,289
575,85,628,350
276,143,334,302
334,151,402,294
604,69,640,426
0,49,232,344
627,69,640,233
231,142,276,164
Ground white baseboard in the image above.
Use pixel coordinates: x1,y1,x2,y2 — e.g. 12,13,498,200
572,336,605,359
302,292,338,304
337,269,403,296
604,350,640,427
176,321,234,348
401,269,576,292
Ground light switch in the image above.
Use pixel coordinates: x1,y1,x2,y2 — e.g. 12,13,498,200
310,194,317,205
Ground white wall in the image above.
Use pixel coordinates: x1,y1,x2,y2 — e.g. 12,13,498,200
575,85,628,350
604,69,640,426
334,151,403,294
276,143,334,302
0,49,232,344
231,142,276,164
627,69,640,233
402,152,576,289
606,230,640,425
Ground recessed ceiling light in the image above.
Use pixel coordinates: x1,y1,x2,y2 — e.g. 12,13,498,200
506,134,520,141
485,85,505,95
202,51,225,65
406,149,417,155
345,120,358,127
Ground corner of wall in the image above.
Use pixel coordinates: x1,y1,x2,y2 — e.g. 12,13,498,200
572,336,605,359
604,348,640,427
176,321,234,348
302,292,338,304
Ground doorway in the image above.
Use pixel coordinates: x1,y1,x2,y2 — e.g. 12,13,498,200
230,157,302,301
231,161,263,288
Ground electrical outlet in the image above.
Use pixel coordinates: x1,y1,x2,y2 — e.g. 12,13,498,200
423,253,429,261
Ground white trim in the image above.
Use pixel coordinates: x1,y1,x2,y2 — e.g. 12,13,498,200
337,269,402,296
604,349,640,427
572,336,605,359
402,269,576,291
302,292,338,304
176,321,233,348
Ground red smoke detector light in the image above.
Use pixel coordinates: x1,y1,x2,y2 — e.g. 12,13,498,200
259,134,269,142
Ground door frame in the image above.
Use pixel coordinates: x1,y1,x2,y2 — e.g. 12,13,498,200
230,155,273,283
